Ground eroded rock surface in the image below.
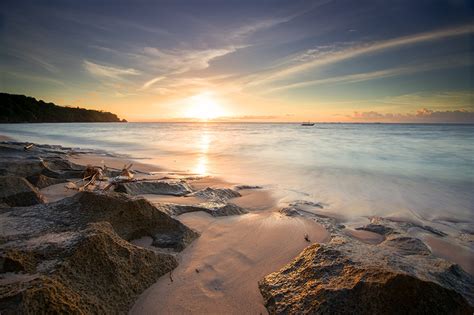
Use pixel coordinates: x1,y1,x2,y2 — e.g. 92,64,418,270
0,222,178,314
115,180,192,196
0,192,199,313
260,243,473,314
164,202,248,217
0,176,44,206
189,187,241,203
262,208,474,314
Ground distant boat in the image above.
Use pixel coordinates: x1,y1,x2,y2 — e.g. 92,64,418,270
301,121,315,126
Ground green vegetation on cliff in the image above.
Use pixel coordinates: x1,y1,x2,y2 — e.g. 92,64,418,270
0,93,126,123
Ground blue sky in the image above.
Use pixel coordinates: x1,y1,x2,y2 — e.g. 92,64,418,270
0,0,473,122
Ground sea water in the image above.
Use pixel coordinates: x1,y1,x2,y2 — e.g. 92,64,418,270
1,122,473,227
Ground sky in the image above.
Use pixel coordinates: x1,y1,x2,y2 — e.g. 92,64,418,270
0,0,473,122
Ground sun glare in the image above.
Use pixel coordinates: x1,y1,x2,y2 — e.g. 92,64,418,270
185,93,225,120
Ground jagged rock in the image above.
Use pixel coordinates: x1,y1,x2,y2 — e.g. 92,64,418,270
0,222,177,314
280,200,325,217
0,142,85,180
360,217,448,237
164,202,248,217
385,236,431,256
190,187,241,202
0,192,199,313
27,174,67,189
0,191,198,251
356,223,394,235
0,176,44,207
259,243,473,314
259,215,474,314
279,206,301,216
115,180,192,196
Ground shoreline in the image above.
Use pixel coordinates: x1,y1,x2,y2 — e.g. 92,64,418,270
0,137,473,313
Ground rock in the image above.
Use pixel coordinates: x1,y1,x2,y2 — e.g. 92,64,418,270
279,200,324,217
356,223,394,235
27,174,67,189
0,192,199,313
0,176,44,207
115,180,192,196
384,236,431,256
164,202,248,217
0,191,198,251
279,206,301,216
259,215,474,314
0,142,85,180
190,187,241,202
234,185,262,190
0,222,177,314
259,243,473,315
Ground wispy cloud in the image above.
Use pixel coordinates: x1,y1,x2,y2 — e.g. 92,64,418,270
245,23,474,87
138,46,242,90
83,60,141,79
264,54,473,93
140,76,165,90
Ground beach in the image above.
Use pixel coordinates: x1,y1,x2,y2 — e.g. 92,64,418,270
0,128,473,313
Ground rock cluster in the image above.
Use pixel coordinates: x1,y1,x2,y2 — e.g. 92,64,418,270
261,207,474,314
0,141,252,314
0,192,198,314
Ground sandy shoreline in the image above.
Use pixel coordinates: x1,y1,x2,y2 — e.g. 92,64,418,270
68,154,330,313
1,136,473,313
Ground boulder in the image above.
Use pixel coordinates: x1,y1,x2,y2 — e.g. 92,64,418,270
0,176,44,207
0,222,177,314
259,215,474,314
0,191,198,251
0,192,199,313
259,243,473,315
115,180,192,196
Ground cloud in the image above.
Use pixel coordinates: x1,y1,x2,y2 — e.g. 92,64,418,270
246,23,474,87
351,108,474,123
141,76,165,90
264,54,473,93
143,46,240,73
138,46,242,90
83,60,141,79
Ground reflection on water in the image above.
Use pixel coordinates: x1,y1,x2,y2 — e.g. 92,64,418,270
193,129,210,175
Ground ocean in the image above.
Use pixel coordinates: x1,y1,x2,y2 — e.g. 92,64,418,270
1,122,473,227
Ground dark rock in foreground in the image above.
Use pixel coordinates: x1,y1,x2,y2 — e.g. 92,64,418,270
261,211,474,314
115,180,193,196
260,243,473,315
26,174,67,189
0,222,177,314
0,192,199,314
0,175,44,206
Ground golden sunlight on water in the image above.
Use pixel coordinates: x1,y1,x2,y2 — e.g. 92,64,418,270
193,131,210,175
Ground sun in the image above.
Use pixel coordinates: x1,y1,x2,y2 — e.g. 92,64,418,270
185,92,225,120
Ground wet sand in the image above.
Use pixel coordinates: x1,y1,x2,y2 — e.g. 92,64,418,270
2,135,473,313
131,211,329,314
68,151,330,313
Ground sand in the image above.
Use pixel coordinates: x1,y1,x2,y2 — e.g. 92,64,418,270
131,211,329,314
2,135,472,313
